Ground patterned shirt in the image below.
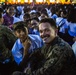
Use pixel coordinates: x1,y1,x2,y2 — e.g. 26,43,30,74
0,25,16,64
21,36,75,75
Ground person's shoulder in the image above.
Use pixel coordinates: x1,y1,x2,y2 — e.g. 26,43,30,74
3,13,7,18
0,25,9,30
0,25,12,32
0,25,17,42
56,37,70,48
58,37,74,54
52,37,74,57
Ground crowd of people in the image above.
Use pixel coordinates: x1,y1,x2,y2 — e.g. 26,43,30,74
0,3,76,75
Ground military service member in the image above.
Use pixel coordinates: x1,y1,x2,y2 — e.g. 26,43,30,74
0,25,18,75
12,18,76,75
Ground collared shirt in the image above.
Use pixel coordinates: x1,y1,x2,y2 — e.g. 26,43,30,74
51,14,58,21
12,34,44,65
22,36,75,75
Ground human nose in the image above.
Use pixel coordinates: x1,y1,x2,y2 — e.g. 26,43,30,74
20,31,24,36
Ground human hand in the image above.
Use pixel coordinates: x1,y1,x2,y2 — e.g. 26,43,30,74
22,38,31,56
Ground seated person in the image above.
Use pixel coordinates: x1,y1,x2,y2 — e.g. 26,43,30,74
12,18,76,75
0,25,17,75
12,21,44,65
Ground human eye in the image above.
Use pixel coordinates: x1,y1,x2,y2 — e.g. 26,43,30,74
17,30,21,33
45,28,50,32
39,30,43,33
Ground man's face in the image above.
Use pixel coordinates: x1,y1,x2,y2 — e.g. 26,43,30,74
14,28,28,42
39,22,57,44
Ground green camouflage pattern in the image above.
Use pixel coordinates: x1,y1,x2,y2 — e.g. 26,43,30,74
24,36,75,75
0,25,17,63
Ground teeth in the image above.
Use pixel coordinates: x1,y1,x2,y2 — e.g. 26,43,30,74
43,37,48,40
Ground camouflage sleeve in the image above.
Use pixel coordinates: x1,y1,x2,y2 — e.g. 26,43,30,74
25,45,74,75
2,26,17,42
0,34,13,62
0,26,16,63
2,26,17,49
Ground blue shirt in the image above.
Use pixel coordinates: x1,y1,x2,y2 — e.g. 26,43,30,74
12,34,44,65
51,14,58,21
28,28,40,36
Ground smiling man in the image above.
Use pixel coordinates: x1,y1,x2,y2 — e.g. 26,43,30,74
12,18,76,75
39,18,57,44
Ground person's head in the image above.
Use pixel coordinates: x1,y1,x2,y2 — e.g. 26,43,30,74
6,6,15,17
51,6,56,15
39,18,57,44
13,21,28,42
40,12,48,20
31,17,39,29
23,13,30,22
30,12,37,19
60,10,67,18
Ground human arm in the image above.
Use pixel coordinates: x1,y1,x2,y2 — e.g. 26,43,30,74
0,33,14,63
19,38,31,69
24,45,75,75
22,38,31,57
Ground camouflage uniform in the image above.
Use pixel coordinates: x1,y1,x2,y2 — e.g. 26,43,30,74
0,25,19,75
13,36,76,75
0,25,17,63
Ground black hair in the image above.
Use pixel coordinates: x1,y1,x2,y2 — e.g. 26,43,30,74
39,18,57,29
31,17,39,22
13,21,27,32
24,13,30,19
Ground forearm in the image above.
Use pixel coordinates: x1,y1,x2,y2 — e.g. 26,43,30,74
25,48,68,75
19,53,30,70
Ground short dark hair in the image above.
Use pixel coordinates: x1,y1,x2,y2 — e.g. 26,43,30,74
31,17,39,22
24,13,30,18
13,21,27,31
39,18,57,29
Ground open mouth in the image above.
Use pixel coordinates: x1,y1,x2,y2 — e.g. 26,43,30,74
43,37,48,41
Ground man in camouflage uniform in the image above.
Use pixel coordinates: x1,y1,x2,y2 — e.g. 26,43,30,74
0,25,18,75
12,18,76,75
